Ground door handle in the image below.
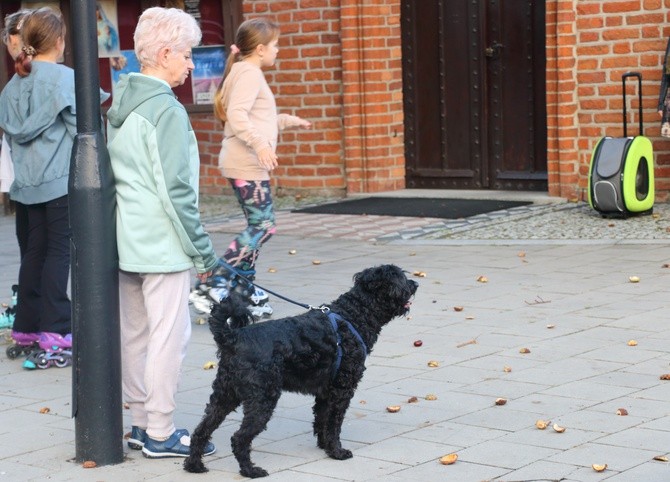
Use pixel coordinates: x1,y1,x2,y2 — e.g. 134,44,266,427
485,41,503,58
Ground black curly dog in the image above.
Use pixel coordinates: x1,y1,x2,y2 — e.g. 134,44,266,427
183,264,418,478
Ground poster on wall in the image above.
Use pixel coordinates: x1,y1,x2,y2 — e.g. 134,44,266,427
184,0,202,22
110,50,140,95
191,45,226,105
95,1,120,58
164,0,201,22
20,2,119,73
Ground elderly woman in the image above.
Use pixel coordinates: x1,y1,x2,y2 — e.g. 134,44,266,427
106,7,218,458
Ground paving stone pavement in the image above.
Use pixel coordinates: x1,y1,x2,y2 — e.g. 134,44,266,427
202,194,670,243
1,194,670,481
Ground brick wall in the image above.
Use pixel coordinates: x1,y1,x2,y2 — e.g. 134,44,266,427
340,0,405,193
195,0,405,197
196,0,670,200
547,0,670,201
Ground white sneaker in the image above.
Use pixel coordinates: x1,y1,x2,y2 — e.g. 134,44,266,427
249,302,273,320
189,289,212,314
249,286,270,306
207,286,229,303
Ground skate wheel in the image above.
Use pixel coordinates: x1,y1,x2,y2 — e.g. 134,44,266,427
6,345,20,359
55,357,70,368
37,357,51,369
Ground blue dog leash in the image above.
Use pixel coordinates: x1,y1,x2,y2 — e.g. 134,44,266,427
328,311,368,380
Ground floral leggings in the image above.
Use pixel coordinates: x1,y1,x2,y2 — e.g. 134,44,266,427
222,179,276,273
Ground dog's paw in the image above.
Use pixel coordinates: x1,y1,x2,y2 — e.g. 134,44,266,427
327,447,353,460
240,465,269,478
183,457,208,473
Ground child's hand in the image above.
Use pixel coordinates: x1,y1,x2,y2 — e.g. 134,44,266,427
257,147,278,170
297,118,312,129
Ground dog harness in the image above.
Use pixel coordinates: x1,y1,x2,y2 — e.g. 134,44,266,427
328,311,368,380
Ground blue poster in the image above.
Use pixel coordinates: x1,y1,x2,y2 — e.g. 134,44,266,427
191,45,227,105
110,50,141,95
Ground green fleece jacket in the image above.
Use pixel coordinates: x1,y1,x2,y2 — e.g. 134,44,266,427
107,73,217,274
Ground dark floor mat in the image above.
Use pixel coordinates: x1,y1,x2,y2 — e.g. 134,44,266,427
292,197,532,219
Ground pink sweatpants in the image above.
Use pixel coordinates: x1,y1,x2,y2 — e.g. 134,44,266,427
119,270,191,440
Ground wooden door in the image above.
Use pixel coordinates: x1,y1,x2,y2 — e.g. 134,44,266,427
402,0,547,190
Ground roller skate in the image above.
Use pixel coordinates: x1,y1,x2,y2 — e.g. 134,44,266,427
248,285,273,320
207,261,273,320
23,332,72,370
6,331,39,359
0,285,18,331
0,308,14,330
188,284,213,314
188,261,241,315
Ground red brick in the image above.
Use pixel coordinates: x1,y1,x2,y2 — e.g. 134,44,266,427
603,1,644,13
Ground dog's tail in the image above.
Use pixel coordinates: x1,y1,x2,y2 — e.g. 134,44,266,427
208,291,254,348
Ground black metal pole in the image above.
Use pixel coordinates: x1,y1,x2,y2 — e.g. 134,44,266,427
69,0,123,465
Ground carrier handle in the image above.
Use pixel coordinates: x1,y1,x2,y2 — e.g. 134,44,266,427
622,71,643,137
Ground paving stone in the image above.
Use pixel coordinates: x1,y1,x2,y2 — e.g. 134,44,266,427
384,459,508,482
503,392,597,418
405,420,509,447
640,415,670,432
604,463,670,482
289,452,409,480
501,424,604,451
590,395,670,419
547,441,657,473
500,460,582,481
540,379,643,402
456,407,548,433
456,439,561,470
353,435,454,466
557,410,651,433
597,427,670,453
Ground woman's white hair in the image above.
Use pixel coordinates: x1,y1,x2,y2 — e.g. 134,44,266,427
134,7,201,69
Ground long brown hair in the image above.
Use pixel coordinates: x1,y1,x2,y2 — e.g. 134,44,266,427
213,17,280,123
15,7,65,77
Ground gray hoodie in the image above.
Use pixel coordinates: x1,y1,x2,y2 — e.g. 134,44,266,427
0,61,76,204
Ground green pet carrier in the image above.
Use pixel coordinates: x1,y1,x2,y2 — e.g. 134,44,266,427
588,72,654,217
